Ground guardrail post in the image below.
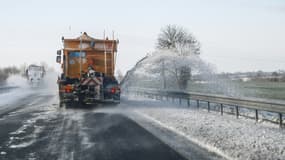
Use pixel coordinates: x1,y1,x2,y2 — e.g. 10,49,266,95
179,98,181,105
235,106,239,118
187,99,190,107
279,113,283,128
221,104,224,115
255,110,258,122
208,101,210,112
197,100,199,108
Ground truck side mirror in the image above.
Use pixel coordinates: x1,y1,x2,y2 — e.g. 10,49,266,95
56,56,61,63
57,50,62,55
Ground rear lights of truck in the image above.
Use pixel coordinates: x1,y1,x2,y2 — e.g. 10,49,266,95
64,85,74,93
110,86,120,94
111,88,116,94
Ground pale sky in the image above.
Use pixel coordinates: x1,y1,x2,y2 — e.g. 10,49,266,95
0,0,284,73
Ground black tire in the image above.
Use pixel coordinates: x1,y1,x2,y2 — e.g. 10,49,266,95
78,94,86,105
59,102,63,107
59,92,64,107
113,94,120,101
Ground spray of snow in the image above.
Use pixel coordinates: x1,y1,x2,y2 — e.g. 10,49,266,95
5,75,30,89
123,49,244,97
0,71,58,107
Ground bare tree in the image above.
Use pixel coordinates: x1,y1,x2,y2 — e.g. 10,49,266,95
271,71,279,82
157,24,200,56
0,69,9,83
156,25,200,90
0,66,21,83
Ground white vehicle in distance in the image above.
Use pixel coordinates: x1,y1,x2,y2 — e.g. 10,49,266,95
25,65,45,85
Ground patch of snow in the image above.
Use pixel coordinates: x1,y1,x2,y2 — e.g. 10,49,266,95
28,152,36,160
9,124,28,135
194,80,209,84
9,137,24,140
134,110,232,160
0,72,58,108
8,126,43,149
241,77,251,82
0,151,6,155
79,128,95,149
7,108,53,149
0,88,34,107
124,95,285,160
9,140,36,149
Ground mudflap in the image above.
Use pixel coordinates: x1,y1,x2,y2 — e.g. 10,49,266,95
59,92,64,107
58,91,78,107
78,93,86,105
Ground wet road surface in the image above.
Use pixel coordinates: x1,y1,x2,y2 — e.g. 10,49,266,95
0,91,223,160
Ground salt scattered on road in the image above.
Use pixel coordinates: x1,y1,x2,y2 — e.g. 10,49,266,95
9,124,28,135
9,140,36,149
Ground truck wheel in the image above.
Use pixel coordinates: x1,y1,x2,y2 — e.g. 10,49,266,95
78,94,85,105
113,94,120,101
59,92,64,107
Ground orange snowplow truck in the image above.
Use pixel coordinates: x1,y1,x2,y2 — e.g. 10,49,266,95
56,32,120,106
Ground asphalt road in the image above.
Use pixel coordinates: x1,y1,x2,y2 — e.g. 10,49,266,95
0,89,223,160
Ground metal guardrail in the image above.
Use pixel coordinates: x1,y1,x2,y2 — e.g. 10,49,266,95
128,88,285,128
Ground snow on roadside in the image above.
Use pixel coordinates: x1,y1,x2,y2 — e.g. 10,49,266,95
124,95,285,160
0,88,35,107
0,75,34,107
0,72,58,107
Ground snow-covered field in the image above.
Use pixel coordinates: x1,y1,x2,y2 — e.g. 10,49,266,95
124,95,285,160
